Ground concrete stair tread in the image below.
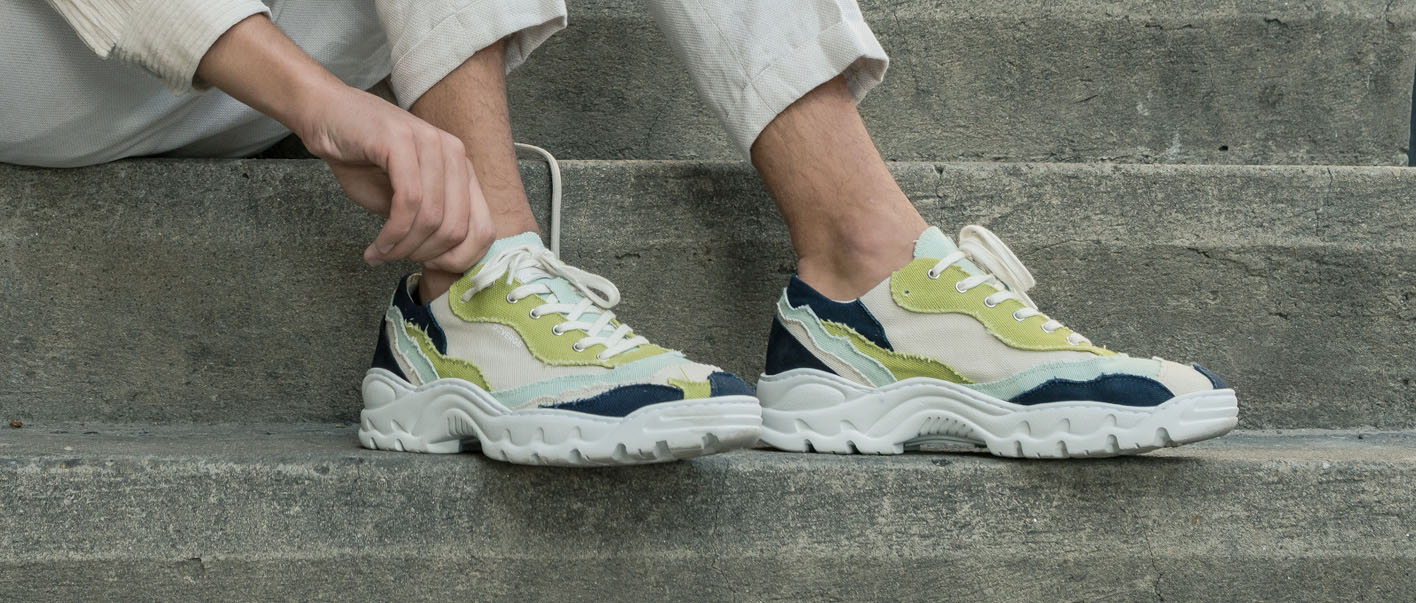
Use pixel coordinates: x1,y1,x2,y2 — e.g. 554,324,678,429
3,424,1413,600
6,422,1410,464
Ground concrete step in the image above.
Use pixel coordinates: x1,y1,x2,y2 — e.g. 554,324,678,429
0,424,1412,602
0,160,1412,429
505,0,1416,165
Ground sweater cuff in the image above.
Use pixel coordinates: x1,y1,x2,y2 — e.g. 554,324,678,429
112,0,271,94
46,0,140,58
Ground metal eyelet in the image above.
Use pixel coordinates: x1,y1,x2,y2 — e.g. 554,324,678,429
1012,310,1027,322
927,270,940,280
955,282,968,294
551,325,565,335
506,293,517,304
572,342,586,352
983,298,998,308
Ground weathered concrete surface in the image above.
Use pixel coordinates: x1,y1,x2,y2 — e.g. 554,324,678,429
0,160,1412,429
0,424,1412,602
504,0,1416,165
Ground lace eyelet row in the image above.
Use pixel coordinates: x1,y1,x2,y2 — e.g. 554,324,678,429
926,247,1091,346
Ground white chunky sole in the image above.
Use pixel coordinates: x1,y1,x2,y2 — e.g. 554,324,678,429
756,369,1238,459
359,369,762,466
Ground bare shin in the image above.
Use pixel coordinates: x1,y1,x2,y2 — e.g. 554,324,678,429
410,39,536,302
750,76,927,300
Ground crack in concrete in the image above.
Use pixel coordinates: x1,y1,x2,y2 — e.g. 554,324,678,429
1189,246,1266,279
1140,525,1166,602
1318,167,1336,238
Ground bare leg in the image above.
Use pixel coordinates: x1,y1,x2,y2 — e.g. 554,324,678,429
409,39,537,302
751,76,927,301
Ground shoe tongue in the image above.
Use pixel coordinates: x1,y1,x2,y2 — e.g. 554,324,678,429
475,232,571,297
538,273,616,339
913,226,982,275
474,232,614,333
476,232,546,268
913,226,958,259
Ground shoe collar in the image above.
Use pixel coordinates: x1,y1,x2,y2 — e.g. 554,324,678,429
475,231,548,270
913,226,982,276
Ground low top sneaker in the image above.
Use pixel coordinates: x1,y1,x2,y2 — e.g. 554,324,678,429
758,225,1237,458
360,233,761,466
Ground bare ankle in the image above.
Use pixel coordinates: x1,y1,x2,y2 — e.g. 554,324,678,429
418,269,460,304
491,210,539,240
794,224,921,300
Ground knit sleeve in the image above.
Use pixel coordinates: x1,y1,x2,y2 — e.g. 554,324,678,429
46,0,271,93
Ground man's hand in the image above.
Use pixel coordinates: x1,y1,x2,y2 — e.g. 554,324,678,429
297,88,494,271
196,15,493,272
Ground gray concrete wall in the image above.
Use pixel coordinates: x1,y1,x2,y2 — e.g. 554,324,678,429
506,0,1416,165
0,160,1410,429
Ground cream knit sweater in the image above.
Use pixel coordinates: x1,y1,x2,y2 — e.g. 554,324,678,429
45,0,271,93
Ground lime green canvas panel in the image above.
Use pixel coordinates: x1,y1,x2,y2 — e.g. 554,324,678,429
668,377,712,400
404,322,490,389
890,258,1114,356
448,275,668,367
820,321,973,384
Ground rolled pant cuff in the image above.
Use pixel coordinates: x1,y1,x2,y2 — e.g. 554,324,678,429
730,18,888,156
389,0,567,109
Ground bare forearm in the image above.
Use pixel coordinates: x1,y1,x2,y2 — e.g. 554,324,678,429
193,14,493,273
194,14,344,137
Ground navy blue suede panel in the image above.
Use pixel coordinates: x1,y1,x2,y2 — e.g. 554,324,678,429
708,371,755,397
764,318,837,376
784,276,891,350
1193,364,1229,389
1009,374,1176,408
369,319,408,381
392,274,447,354
547,384,686,417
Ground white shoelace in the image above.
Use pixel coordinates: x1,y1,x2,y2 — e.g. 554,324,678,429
464,245,648,360
928,225,1090,346
507,146,1079,350
513,143,563,257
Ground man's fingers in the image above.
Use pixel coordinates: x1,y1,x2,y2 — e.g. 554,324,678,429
410,139,471,263
372,130,447,264
366,132,422,263
379,136,420,215
425,212,494,274
330,163,394,217
426,171,495,273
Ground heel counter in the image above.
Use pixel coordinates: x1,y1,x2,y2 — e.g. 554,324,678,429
372,275,424,381
764,317,836,376
370,317,408,381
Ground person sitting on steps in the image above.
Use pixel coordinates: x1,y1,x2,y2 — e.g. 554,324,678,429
1,0,1237,465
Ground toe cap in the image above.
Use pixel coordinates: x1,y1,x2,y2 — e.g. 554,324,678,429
1193,363,1229,389
1156,360,1226,396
